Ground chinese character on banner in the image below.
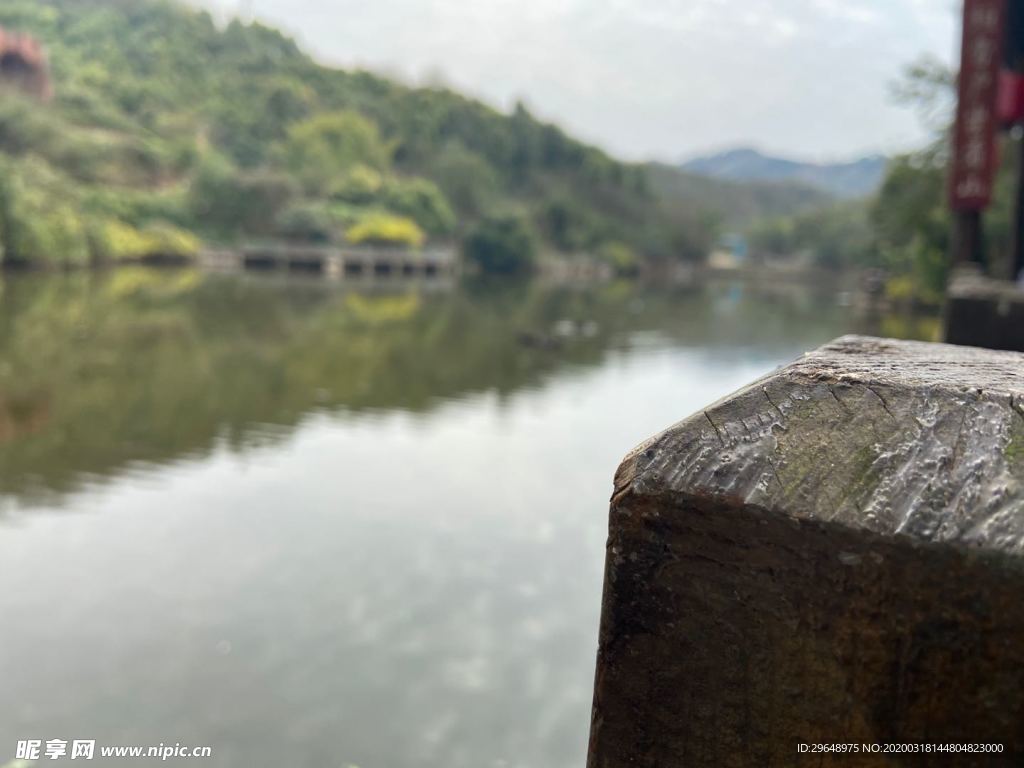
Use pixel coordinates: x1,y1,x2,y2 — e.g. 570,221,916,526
16,740,42,760
45,739,68,760
971,4,1001,30
951,0,1007,210
71,739,96,760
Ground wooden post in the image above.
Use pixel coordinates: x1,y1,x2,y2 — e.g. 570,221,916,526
588,336,1024,767
952,208,984,266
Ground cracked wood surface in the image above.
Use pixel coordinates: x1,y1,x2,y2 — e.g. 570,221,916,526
615,335,1024,555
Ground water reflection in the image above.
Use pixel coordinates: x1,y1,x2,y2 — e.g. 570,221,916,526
0,269,935,768
0,268,910,504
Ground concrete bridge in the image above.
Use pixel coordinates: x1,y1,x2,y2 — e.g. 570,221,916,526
199,243,458,280
0,28,52,101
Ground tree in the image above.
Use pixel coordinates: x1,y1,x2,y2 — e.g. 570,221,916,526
870,152,950,301
329,165,384,205
274,202,337,244
279,111,391,195
189,154,297,237
890,55,956,140
428,143,499,218
464,214,537,274
539,196,599,251
0,0,725,269
346,213,425,248
381,177,455,236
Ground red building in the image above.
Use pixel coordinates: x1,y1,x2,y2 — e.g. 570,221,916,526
0,27,53,101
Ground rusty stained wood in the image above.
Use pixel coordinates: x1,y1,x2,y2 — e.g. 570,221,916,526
589,335,1024,768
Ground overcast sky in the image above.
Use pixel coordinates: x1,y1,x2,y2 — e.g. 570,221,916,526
200,0,959,163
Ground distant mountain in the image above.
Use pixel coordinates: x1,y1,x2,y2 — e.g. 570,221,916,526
681,148,887,200
645,163,833,230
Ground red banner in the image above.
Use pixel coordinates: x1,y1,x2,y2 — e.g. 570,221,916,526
950,0,1006,211
997,69,1024,125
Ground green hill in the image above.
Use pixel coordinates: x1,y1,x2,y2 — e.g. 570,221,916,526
0,0,822,271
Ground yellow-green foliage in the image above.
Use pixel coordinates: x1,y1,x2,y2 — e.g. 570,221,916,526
279,111,392,195
329,165,384,204
94,219,200,261
597,241,639,275
381,176,455,235
107,266,202,297
144,222,201,257
344,292,422,324
0,150,199,267
96,220,153,260
346,213,425,248
0,157,91,266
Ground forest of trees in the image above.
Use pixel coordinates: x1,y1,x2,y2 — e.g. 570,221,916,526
0,0,739,274
0,0,994,294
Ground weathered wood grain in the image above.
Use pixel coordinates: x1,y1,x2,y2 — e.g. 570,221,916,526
589,336,1024,767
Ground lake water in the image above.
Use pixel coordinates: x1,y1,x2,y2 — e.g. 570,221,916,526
0,269,935,768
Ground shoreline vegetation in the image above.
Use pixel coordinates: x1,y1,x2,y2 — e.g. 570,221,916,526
0,1,999,308
0,0,713,279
